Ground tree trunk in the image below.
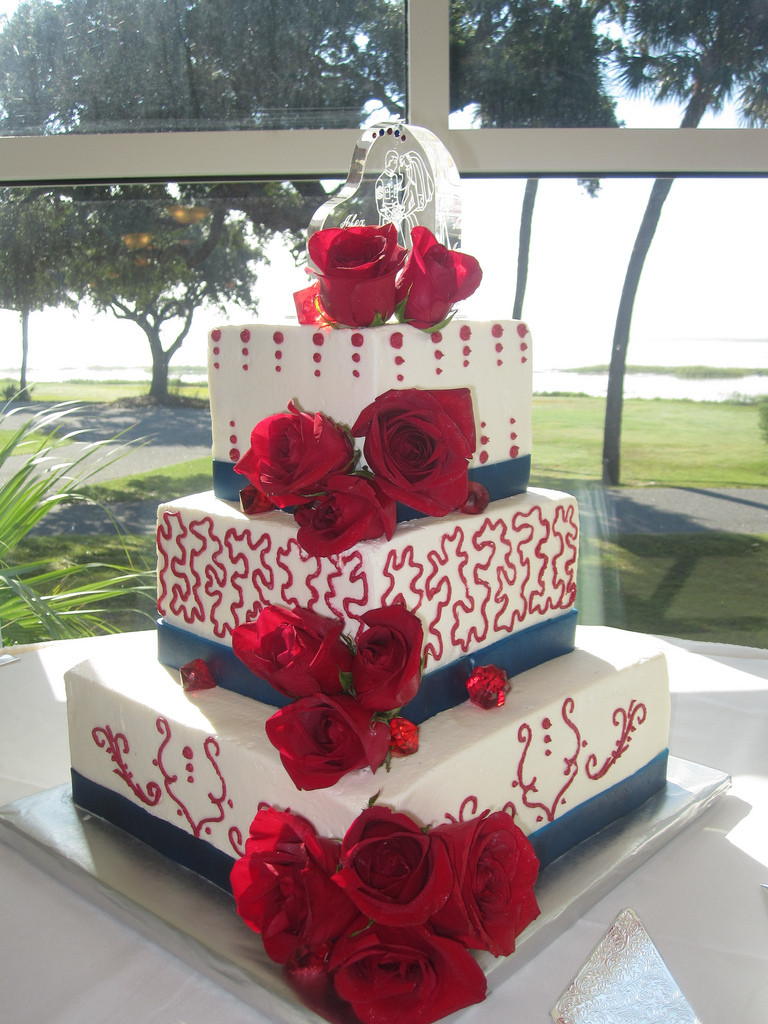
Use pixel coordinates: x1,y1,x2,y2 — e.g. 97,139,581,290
19,308,30,398
602,177,675,484
513,178,539,320
149,346,171,400
601,91,709,486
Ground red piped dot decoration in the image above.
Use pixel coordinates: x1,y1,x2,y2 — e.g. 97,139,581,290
479,451,489,464
229,447,240,461
389,718,419,757
229,434,237,444
434,349,444,360
182,746,193,759
313,352,322,363
352,352,361,363
351,332,364,347
273,331,284,344
517,323,529,338
431,331,442,344
180,660,217,692
212,346,220,356
492,323,504,338
240,329,250,343
395,356,405,366
389,331,403,349
467,665,510,709
313,332,324,346
460,325,471,341
211,329,221,342
510,445,520,458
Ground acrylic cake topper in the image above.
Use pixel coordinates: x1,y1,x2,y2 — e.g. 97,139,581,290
308,122,462,262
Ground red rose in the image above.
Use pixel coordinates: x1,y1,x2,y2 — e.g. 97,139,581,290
351,388,476,516
334,806,452,926
230,806,359,967
232,604,352,699
396,226,483,329
308,224,407,327
351,605,423,712
329,923,487,1024
294,474,396,557
431,810,540,956
234,402,353,508
264,693,390,790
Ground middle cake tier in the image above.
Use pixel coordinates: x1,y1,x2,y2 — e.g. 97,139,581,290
157,487,579,722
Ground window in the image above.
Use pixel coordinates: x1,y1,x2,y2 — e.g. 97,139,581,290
1,1,766,646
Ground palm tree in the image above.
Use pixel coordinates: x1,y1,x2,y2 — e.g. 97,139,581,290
451,0,617,316
597,0,768,484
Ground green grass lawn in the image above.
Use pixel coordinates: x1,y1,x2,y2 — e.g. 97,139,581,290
531,396,767,489
1,377,208,405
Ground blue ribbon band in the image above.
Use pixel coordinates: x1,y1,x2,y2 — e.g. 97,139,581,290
157,609,577,726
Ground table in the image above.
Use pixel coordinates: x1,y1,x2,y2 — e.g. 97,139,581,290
1,628,767,1023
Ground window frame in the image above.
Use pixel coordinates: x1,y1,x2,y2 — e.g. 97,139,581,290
0,0,766,183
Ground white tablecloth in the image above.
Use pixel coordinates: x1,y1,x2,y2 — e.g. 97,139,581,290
1,628,767,1023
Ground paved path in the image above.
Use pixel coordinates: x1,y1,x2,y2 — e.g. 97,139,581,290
5,402,767,538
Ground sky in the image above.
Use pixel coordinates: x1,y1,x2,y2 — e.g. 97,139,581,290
1,4,766,381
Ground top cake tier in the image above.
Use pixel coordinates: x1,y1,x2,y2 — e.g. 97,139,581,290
208,320,532,503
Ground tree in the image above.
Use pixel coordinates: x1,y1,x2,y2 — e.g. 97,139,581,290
451,0,617,315
0,0,406,398
0,189,75,397
596,0,768,484
62,183,270,400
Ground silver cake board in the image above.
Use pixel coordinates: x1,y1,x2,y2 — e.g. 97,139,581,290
0,756,730,1024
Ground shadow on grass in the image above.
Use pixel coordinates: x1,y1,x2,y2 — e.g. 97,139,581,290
578,532,768,648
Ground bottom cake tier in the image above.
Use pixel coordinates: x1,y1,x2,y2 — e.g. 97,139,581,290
65,625,670,892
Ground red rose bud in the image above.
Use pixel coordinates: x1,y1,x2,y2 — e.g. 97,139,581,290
351,387,476,516
351,605,424,712
308,224,407,327
232,604,352,700
179,658,217,692
264,693,390,790
294,474,396,557
334,806,453,926
389,717,419,757
234,402,353,508
329,923,487,1024
239,483,275,515
396,226,483,330
431,810,540,957
466,664,510,708
230,806,359,967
